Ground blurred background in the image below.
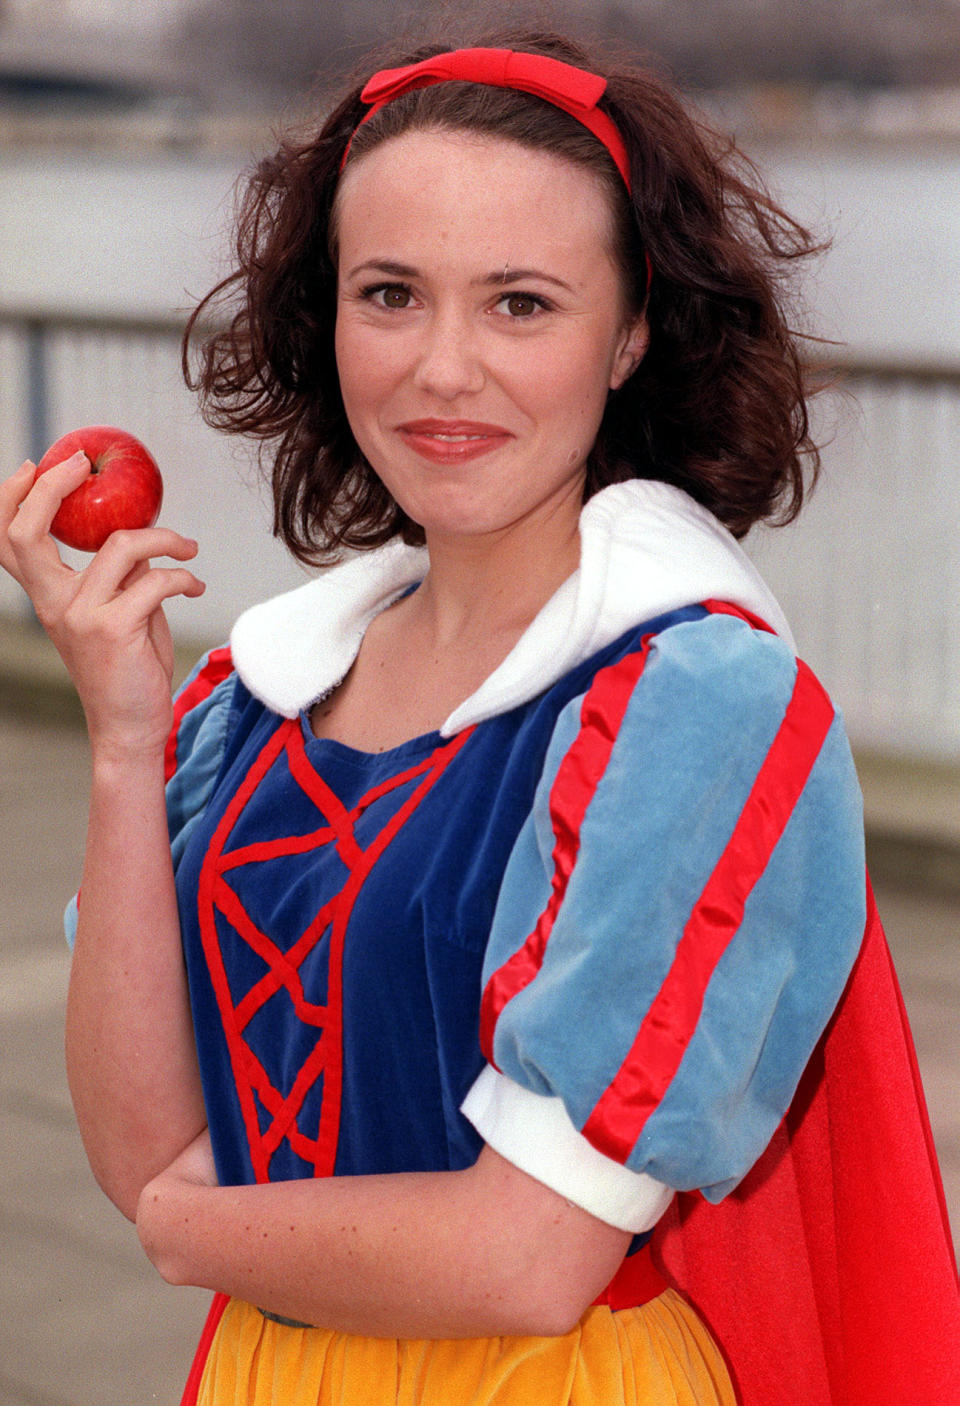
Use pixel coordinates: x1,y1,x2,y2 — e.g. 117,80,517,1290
1,2,958,1403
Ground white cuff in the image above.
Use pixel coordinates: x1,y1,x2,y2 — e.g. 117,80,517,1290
461,1065,673,1233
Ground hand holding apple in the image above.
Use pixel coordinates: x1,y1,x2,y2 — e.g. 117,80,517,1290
35,425,163,552
2,434,203,760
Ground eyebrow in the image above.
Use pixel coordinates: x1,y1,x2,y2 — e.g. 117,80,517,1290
479,267,576,294
344,259,419,281
343,258,575,294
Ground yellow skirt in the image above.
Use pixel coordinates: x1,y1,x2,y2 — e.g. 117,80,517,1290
195,1291,736,1406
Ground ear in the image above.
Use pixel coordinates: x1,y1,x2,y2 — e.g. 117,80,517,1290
609,317,649,391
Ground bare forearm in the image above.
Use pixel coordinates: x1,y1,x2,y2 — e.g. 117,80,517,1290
66,746,205,1218
137,1146,630,1339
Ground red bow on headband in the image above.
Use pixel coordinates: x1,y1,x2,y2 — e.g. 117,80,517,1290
354,47,632,190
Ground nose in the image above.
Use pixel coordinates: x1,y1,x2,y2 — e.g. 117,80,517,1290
412,308,485,401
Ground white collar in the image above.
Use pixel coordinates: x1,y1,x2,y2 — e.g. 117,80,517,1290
230,480,794,735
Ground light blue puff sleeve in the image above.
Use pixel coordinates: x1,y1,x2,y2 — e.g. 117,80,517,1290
63,650,236,948
463,613,866,1223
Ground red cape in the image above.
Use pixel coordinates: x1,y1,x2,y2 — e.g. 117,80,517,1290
653,878,960,1403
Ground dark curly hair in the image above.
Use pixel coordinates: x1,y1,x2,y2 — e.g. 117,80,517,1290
184,28,825,564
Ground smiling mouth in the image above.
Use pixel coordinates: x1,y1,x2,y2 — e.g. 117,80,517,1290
397,421,512,462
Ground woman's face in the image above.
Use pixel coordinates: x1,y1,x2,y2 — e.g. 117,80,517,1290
334,129,646,544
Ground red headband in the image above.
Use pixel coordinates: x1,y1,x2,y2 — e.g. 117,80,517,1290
346,47,632,191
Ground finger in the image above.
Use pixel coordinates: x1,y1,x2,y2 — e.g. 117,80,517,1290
0,459,39,515
60,566,205,672
96,566,207,631
0,460,41,538
92,571,205,663
0,461,40,578
4,451,91,582
16,450,90,526
79,529,200,599
120,559,188,670
120,557,150,590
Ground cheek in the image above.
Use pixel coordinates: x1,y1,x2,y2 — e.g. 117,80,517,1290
526,336,617,436
335,321,395,425
334,318,364,400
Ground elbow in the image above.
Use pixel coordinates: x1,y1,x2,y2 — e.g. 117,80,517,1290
487,1259,604,1339
75,1120,160,1222
86,1152,144,1224
512,1300,591,1339
458,1146,635,1337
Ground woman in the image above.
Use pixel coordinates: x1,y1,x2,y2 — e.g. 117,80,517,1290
2,29,958,1406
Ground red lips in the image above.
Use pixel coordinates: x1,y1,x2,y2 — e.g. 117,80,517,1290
396,418,513,464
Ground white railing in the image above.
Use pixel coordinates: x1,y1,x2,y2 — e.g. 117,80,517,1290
1,310,959,762
750,359,960,762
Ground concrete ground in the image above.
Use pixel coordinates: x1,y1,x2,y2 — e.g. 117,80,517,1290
1,709,958,1406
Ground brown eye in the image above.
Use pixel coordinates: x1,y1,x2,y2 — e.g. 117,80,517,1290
380,285,412,308
504,294,539,318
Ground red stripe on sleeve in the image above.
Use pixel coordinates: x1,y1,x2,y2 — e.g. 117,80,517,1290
164,646,234,783
478,639,655,1062
581,658,836,1163
700,598,776,635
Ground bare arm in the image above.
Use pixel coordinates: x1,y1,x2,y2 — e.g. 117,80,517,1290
1,456,208,1217
66,746,207,1218
137,1134,633,1339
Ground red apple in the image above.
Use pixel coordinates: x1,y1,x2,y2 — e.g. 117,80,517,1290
35,425,163,552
